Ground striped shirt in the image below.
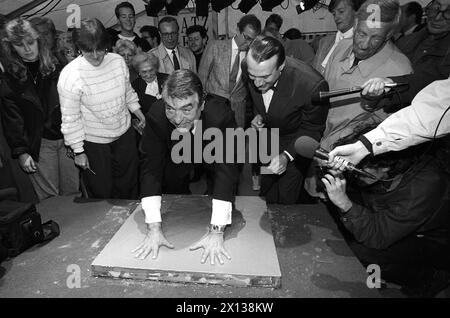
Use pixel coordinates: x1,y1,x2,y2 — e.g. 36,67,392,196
58,53,140,153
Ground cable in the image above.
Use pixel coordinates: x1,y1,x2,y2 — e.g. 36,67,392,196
23,0,55,18
41,0,63,16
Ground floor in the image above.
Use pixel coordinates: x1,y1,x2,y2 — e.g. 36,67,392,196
0,163,448,298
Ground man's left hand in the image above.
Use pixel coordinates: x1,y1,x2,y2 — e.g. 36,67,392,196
267,153,289,175
190,231,231,265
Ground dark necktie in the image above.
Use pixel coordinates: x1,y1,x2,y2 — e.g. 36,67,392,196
229,52,240,90
352,57,361,68
172,50,180,70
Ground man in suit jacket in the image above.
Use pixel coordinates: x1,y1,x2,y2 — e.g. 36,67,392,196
199,14,261,128
312,0,360,75
150,16,196,75
133,70,239,264
245,36,330,204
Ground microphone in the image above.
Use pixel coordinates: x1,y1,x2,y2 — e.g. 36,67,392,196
312,82,408,103
294,136,377,180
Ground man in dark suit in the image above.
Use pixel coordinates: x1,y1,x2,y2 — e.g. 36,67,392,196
133,70,239,265
245,36,329,204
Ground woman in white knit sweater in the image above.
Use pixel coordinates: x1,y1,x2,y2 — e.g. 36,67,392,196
58,18,145,199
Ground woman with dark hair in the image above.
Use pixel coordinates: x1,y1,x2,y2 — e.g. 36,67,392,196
58,18,145,199
0,18,79,201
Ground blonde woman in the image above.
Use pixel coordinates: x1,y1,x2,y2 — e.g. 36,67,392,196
0,18,79,200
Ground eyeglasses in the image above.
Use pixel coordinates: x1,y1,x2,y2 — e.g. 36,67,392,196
161,32,178,39
426,1,450,20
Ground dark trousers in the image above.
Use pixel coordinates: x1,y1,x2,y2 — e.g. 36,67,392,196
261,156,312,204
82,127,138,199
348,235,450,287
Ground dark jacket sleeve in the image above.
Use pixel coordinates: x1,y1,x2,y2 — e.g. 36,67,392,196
204,96,240,203
139,102,167,198
0,92,30,159
341,163,449,250
286,79,329,157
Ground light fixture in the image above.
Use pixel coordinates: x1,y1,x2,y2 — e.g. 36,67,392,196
211,0,235,12
195,0,210,17
260,0,284,12
165,0,189,15
145,0,166,17
296,0,321,14
238,0,258,13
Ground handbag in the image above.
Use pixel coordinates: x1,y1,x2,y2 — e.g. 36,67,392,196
0,200,59,260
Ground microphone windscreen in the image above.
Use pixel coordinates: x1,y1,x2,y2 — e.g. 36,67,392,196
294,136,320,159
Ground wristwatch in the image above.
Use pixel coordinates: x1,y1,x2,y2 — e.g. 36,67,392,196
209,224,226,233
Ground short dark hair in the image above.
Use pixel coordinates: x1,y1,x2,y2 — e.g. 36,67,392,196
404,1,423,25
248,35,285,68
333,122,416,177
237,14,261,34
265,14,283,31
328,0,363,12
186,25,207,39
158,16,179,32
283,28,302,40
115,1,135,18
140,25,160,44
73,18,110,52
162,69,205,105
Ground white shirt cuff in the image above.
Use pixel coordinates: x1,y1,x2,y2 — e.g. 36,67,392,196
210,199,232,226
142,196,162,224
284,150,294,161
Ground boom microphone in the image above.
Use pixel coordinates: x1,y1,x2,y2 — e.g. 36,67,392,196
312,82,408,103
294,136,377,180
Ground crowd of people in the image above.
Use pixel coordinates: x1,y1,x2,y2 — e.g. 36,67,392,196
0,0,449,297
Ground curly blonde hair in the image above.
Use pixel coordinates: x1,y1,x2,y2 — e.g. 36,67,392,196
1,18,58,82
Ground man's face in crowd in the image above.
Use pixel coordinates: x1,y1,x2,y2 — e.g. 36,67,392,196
426,0,450,34
234,25,259,51
188,31,206,54
353,19,390,60
34,24,56,49
118,7,135,33
13,36,39,62
141,31,158,48
332,0,355,33
165,93,203,132
160,21,179,50
246,51,284,94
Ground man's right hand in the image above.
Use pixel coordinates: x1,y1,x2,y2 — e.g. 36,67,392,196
18,153,37,173
132,222,174,260
251,114,265,131
361,77,394,97
328,141,370,169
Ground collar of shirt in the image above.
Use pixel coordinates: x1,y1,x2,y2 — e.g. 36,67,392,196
118,34,136,42
343,41,395,77
145,79,159,97
191,119,200,135
336,27,354,43
164,46,179,61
